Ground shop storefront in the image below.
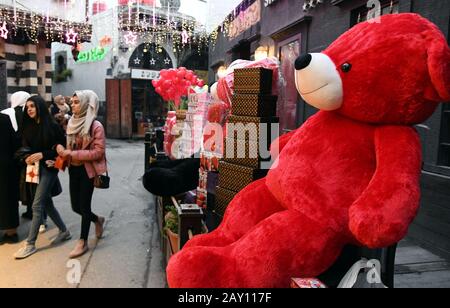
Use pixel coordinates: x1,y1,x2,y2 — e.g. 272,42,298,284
209,0,450,259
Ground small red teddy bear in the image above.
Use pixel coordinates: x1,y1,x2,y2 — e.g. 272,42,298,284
167,13,450,288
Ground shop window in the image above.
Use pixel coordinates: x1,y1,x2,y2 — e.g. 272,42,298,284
278,36,301,132
55,51,67,75
438,104,450,167
351,0,399,26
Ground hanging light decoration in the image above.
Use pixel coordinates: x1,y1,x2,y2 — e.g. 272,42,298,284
0,6,92,45
117,0,210,55
124,31,138,45
65,28,78,43
0,21,8,40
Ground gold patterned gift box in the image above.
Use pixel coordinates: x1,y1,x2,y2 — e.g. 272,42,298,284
214,186,238,218
234,68,273,95
232,94,278,117
223,137,272,169
227,115,279,142
218,161,268,193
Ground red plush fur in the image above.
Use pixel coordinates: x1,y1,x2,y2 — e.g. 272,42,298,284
167,14,450,288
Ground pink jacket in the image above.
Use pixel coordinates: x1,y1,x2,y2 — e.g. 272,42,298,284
70,120,107,179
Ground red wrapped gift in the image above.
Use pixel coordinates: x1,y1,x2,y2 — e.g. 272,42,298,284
290,278,327,289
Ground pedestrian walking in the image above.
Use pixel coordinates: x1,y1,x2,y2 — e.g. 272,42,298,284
0,113,20,244
57,90,106,259
14,96,71,260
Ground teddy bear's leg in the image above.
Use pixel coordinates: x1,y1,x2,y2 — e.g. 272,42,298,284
167,210,344,288
184,178,284,249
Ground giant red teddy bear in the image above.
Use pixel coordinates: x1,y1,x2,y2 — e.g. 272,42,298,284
167,13,450,288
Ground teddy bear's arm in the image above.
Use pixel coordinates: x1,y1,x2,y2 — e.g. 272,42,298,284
270,129,297,160
348,126,422,249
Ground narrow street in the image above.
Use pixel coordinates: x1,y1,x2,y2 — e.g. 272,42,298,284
1,140,450,288
0,140,166,288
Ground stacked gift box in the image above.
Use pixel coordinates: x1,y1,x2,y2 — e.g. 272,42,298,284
215,67,279,218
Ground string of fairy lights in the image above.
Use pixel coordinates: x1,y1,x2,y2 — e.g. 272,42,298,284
0,6,91,45
117,2,210,55
0,0,254,54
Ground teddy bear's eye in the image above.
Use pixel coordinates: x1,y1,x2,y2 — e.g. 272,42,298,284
341,63,352,73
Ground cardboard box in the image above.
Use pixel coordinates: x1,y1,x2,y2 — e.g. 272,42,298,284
227,115,279,142
234,67,273,95
218,161,267,193
215,186,237,217
223,137,272,169
232,94,278,117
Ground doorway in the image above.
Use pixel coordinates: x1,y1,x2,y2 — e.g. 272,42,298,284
131,79,167,137
278,35,301,132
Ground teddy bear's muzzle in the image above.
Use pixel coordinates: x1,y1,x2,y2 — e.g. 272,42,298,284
295,53,344,111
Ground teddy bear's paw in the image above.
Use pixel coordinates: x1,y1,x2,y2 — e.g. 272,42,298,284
349,209,408,249
184,230,235,249
167,246,236,288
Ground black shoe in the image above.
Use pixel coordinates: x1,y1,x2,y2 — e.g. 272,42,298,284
1,233,19,244
21,211,33,220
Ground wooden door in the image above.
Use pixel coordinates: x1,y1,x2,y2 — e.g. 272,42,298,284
106,79,133,139
106,79,121,138
120,79,132,139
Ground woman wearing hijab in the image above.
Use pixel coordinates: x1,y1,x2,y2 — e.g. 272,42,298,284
1,92,33,219
57,90,106,259
0,113,20,243
14,96,71,260
53,95,71,131
1,91,30,134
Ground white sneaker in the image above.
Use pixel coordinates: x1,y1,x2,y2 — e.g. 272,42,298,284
39,224,47,234
14,245,37,260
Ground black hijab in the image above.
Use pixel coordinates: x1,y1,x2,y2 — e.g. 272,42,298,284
22,95,57,151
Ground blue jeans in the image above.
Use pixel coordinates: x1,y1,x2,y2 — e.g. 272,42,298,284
26,167,67,246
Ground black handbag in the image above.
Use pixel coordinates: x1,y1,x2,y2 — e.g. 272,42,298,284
94,172,110,189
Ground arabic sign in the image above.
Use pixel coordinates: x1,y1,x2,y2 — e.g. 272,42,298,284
76,47,109,63
131,69,161,80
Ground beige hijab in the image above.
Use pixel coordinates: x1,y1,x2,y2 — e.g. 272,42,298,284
54,95,70,114
67,90,99,148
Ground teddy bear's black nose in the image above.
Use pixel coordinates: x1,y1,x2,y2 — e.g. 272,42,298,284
295,54,312,70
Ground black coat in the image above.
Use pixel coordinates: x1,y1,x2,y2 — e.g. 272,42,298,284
0,114,20,230
143,158,200,197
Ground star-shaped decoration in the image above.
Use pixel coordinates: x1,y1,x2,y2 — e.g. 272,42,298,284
65,28,78,44
181,30,190,44
149,58,156,66
164,58,171,65
124,31,137,46
170,18,178,29
134,57,141,65
0,22,8,40
140,20,151,31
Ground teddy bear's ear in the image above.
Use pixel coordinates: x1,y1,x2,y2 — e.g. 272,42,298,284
427,33,450,102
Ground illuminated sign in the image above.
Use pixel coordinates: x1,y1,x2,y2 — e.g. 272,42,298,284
228,1,261,39
76,47,109,63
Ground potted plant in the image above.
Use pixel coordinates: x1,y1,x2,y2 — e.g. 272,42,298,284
53,69,73,83
164,205,179,253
